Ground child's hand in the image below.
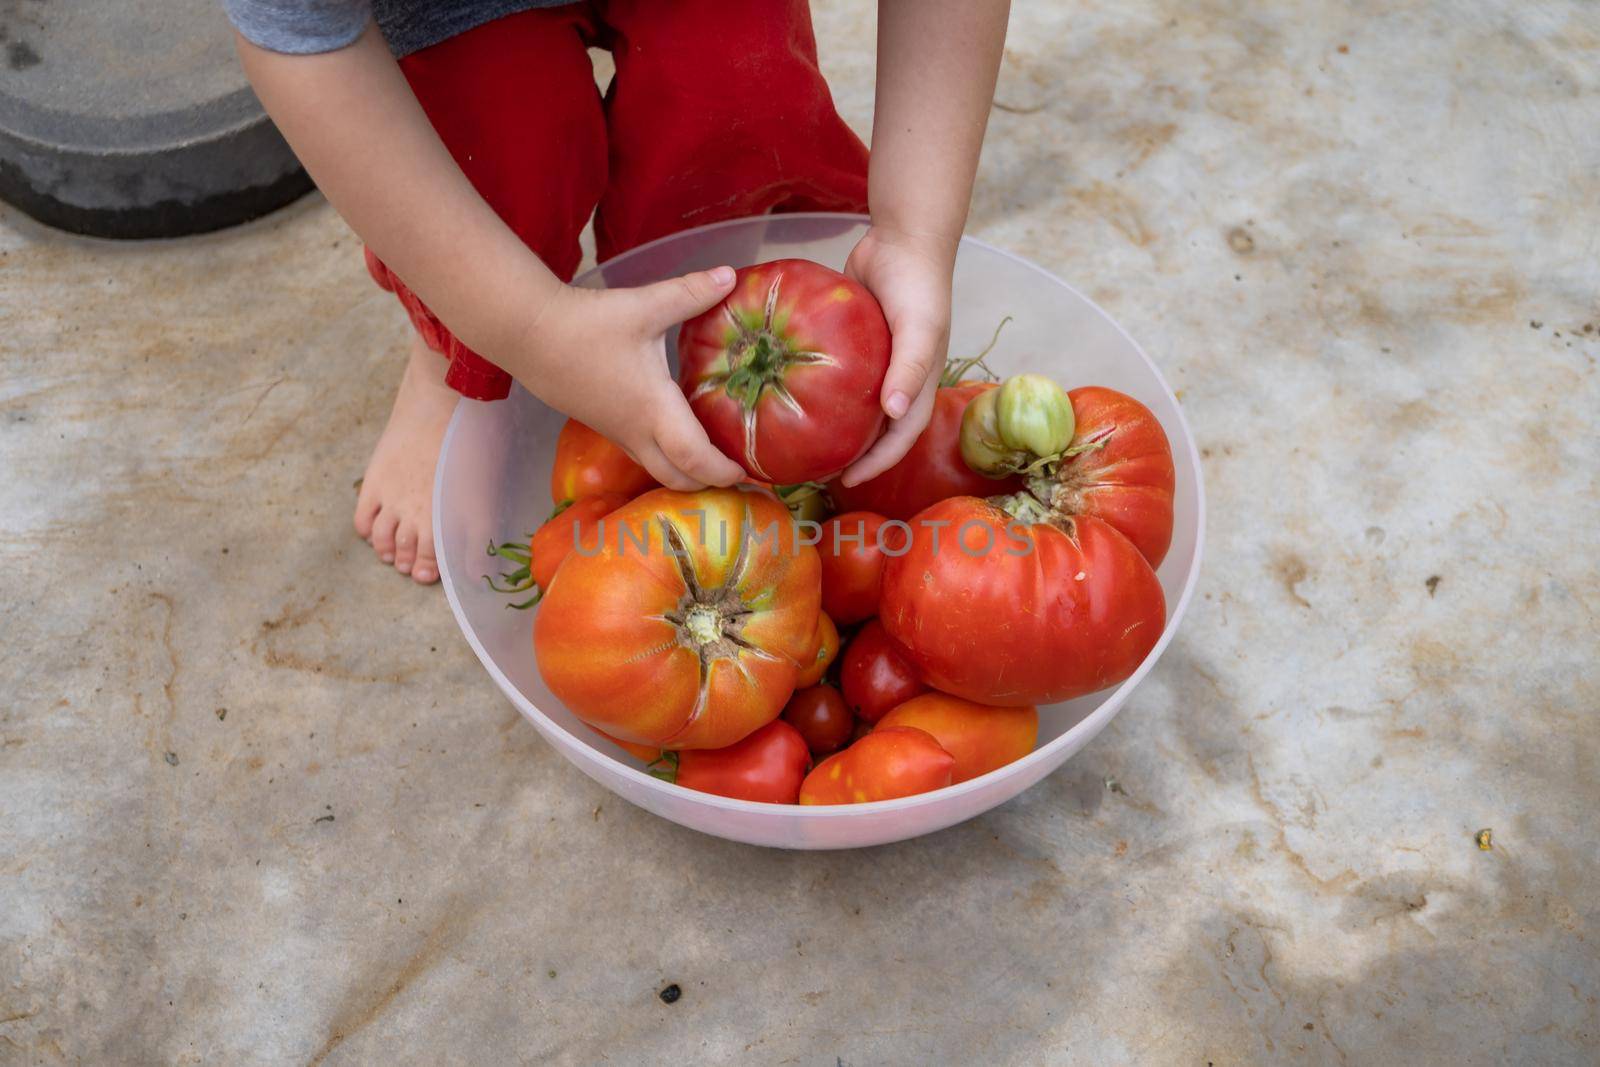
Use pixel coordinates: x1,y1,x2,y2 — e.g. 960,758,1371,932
839,225,954,486
515,267,748,491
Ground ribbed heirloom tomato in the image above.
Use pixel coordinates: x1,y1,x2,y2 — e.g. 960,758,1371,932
534,486,820,750
1048,386,1176,568
550,418,656,506
881,382,1176,706
829,380,1021,519
678,259,890,484
880,496,1165,706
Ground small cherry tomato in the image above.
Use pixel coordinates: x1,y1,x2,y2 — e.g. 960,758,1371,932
840,618,926,723
798,726,954,805
795,611,840,688
550,419,657,506
485,492,626,608
653,719,812,804
781,683,854,757
876,693,1038,783
818,511,901,625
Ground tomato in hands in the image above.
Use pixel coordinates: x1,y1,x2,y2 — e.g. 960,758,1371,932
875,693,1038,783
839,618,927,723
880,497,1164,706
781,683,854,758
652,719,812,804
795,611,840,688
817,511,900,625
798,725,954,805
678,259,890,485
829,381,1021,519
550,418,657,506
534,486,821,750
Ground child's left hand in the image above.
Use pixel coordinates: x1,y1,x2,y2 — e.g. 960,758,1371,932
838,225,955,486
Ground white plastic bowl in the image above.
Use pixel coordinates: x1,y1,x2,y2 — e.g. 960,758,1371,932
435,213,1204,849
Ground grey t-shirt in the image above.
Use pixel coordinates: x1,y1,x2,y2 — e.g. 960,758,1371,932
223,0,570,58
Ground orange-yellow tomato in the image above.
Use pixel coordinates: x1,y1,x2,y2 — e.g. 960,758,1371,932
587,725,662,763
549,419,657,506
795,611,839,688
876,693,1038,783
798,725,954,805
534,486,821,750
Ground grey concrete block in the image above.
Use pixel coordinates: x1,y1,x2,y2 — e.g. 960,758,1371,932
0,0,311,238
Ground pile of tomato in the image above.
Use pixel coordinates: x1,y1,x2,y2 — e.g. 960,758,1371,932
488,260,1176,806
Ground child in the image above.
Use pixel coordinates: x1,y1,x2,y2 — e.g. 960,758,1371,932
227,0,1009,583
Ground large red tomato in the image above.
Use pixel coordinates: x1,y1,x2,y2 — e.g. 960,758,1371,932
828,381,1021,519
550,418,656,506
1045,387,1175,568
839,619,927,723
678,259,890,484
879,497,1165,706
534,486,821,750
652,719,812,804
798,726,955,805
876,693,1038,783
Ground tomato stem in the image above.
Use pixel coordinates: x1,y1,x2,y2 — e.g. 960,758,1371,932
941,315,1011,386
483,538,542,609
990,489,1055,526
645,750,680,783
772,481,832,522
683,604,725,645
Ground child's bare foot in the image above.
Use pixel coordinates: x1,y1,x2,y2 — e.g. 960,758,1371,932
353,336,456,584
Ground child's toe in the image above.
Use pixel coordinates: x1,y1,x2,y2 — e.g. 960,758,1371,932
412,530,439,585
394,524,419,575
371,510,400,564
353,485,381,539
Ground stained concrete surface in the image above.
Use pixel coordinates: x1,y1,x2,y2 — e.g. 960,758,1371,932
3,1,1599,1063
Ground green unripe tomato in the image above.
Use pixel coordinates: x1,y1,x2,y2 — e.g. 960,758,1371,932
959,387,1025,477
996,373,1075,458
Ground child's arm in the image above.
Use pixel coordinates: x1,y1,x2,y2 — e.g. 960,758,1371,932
840,0,1011,486
236,24,745,490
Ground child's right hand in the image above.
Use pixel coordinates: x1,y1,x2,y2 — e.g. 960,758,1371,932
510,266,748,491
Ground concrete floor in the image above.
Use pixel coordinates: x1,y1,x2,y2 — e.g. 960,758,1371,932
3,1,1598,1063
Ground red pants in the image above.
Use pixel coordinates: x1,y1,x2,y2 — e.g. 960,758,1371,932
364,0,870,400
